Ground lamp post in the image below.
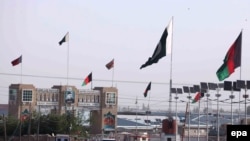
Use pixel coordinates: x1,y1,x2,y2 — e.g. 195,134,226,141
171,87,183,141
193,84,203,141
216,90,221,141
200,82,209,141
236,80,250,125
216,83,224,141
183,86,195,141
207,83,223,141
224,81,240,125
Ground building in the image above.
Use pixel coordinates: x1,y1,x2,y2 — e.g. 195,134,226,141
8,83,118,134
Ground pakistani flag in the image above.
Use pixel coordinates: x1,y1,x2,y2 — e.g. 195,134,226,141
140,18,172,69
59,32,69,45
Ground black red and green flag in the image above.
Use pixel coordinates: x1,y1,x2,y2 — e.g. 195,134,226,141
82,72,92,86
144,82,151,97
11,55,22,66
216,32,242,81
192,92,204,103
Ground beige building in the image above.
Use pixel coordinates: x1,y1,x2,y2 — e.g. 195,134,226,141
8,83,118,134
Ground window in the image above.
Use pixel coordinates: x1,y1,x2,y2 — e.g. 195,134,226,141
52,93,55,101
94,95,100,103
9,89,17,101
106,92,116,105
22,90,33,102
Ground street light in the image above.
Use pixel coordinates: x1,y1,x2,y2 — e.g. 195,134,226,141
200,82,209,141
193,84,202,141
224,81,240,125
171,87,183,141
183,86,195,141
236,80,250,125
207,83,223,141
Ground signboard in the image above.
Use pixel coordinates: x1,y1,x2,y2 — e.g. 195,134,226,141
65,87,75,104
104,111,115,131
37,101,59,105
78,102,100,107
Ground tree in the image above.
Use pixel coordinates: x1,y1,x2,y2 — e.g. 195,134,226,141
0,115,19,136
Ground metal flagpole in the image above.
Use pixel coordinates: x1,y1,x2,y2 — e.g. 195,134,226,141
91,72,93,90
19,101,22,141
198,98,200,141
21,58,23,84
206,93,210,141
135,96,138,135
239,30,243,123
67,32,69,86
188,93,191,141
168,17,174,115
112,60,114,87
147,90,151,132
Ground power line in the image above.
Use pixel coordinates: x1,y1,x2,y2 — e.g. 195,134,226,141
0,72,192,86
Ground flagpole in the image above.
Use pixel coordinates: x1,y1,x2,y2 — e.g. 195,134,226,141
240,30,247,125
67,32,69,86
198,98,201,141
112,61,114,87
147,89,151,132
135,96,138,135
168,16,174,117
20,60,23,84
239,30,243,124
91,72,93,90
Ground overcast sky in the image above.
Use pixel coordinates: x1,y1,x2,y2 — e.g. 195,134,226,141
1,0,250,111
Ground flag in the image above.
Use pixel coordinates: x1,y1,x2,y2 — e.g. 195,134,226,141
144,82,151,97
216,31,242,81
59,32,69,45
82,72,92,86
140,18,172,69
192,92,204,103
106,59,114,70
11,55,22,66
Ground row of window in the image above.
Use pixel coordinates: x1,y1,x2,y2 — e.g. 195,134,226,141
20,90,116,105
78,95,100,103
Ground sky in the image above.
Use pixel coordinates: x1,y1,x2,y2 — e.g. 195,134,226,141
1,0,250,112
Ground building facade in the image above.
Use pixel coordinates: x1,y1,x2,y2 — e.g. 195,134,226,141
8,83,118,134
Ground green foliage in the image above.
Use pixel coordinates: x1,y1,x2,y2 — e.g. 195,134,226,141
1,112,90,138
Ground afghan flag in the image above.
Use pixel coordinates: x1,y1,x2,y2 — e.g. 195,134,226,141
140,18,172,69
106,59,114,70
11,55,22,66
192,92,204,103
59,32,69,45
144,82,151,97
216,31,242,81
82,72,92,86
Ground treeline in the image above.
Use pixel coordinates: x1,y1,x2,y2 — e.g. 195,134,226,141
0,112,89,138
